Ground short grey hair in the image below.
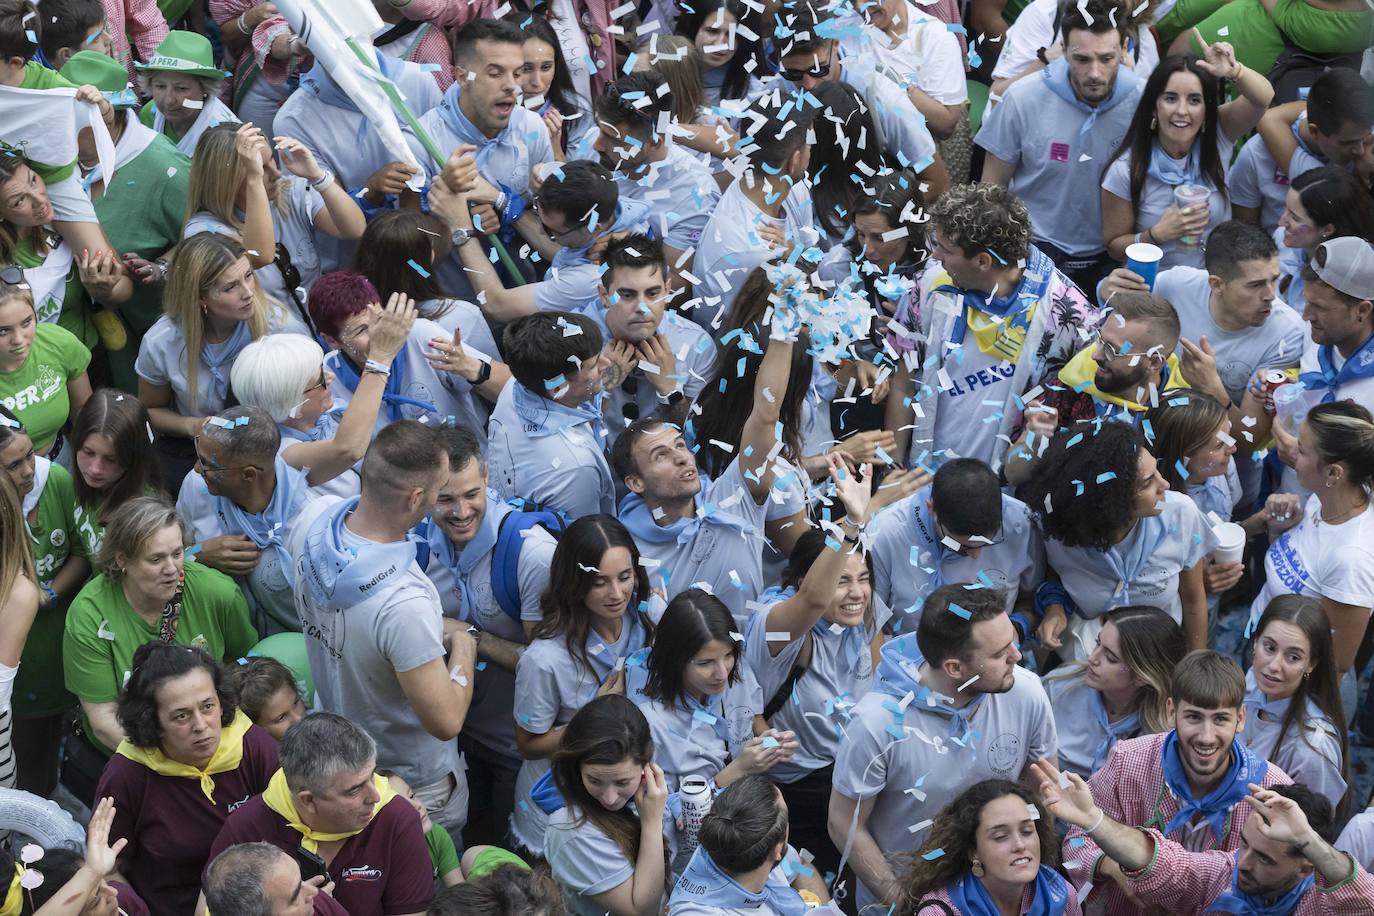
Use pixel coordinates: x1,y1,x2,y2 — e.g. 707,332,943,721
134,72,225,103
204,842,281,916
231,335,326,424
96,495,185,577
200,406,281,466
280,713,377,795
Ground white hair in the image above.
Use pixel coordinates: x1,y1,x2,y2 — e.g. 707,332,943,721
230,334,325,424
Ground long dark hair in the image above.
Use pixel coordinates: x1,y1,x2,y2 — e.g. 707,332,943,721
511,14,584,121
352,210,458,324
643,588,742,709
533,515,655,678
675,0,768,100
1290,166,1374,243
690,267,810,478
551,695,670,887
782,527,877,631
1144,387,1228,492
1108,55,1228,213
70,388,157,519
809,80,892,240
1021,421,1151,550
900,779,1062,908
1252,595,1350,813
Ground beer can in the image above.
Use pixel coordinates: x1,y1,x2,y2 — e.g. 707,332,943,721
679,775,713,853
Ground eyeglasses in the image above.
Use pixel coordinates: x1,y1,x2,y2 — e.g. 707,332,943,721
935,517,1004,556
302,368,328,394
191,439,259,477
0,266,24,286
1094,331,1130,361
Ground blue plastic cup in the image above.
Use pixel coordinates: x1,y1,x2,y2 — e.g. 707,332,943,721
1125,242,1164,290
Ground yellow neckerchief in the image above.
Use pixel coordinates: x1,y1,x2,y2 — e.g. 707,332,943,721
929,268,1038,363
114,710,253,804
0,865,20,916
261,768,397,853
1057,347,1188,411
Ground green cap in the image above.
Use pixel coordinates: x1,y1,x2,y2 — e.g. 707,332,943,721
134,31,224,79
60,51,139,108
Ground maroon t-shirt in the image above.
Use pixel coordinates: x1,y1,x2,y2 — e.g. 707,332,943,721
207,795,433,916
95,725,280,916
314,890,351,915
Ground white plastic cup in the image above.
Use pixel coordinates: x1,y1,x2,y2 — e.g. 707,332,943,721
1211,522,1245,565
1272,383,1309,433
1173,184,1211,248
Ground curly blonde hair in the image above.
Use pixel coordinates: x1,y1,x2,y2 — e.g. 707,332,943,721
928,182,1032,265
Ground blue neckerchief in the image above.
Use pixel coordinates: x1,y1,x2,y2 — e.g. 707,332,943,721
1089,689,1140,773
435,83,520,175
417,492,503,622
299,51,402,113
278,411,339,445
1161,731,1269,843
214,455,310,590
873,636,986,742
1188,472,1234,521
328,347,432,422
1299,331,1374,404
585,613,646,681
673,848,807,916
1290,117,1324,163
1206,861,1314,915
618,482,754,547
204,321,253,408
759,586,868,670
1040,58,1139,135
528,769,566,814
300,496,425,610
551,197,652,269
683,689,733,747
511,383,605,445
1147,140,1207,188
1101,513,1170,605
947,866,1070,916
937,245,1055,347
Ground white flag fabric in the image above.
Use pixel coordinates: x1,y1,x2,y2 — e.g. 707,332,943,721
0,83,114,189
274,0,428,190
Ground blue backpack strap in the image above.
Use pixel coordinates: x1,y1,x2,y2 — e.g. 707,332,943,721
491,504,568,623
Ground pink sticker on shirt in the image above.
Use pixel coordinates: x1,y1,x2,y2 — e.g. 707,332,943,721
1049,142,1070,162
1273,169,1290,186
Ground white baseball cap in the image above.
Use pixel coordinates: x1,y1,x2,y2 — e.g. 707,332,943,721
1312,236,1374,301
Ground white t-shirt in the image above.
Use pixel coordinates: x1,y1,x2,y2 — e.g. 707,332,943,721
1250,494,1374,629
839,6,967,106
1229,133,1291,234
992,0,1160,85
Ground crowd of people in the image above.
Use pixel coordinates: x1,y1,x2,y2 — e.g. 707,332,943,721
0,0,1373,912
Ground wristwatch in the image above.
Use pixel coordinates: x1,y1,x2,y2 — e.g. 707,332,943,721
451,227,476,248
471,359,493,386
1036,46,1049,65
656,388,685,406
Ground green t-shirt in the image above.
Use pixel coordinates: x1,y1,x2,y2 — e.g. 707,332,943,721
424,823,461,881
63,560,259,744
17,62,77,186
0,322,91,454
72,498,105,559
15,462,84,717
15,237,94,351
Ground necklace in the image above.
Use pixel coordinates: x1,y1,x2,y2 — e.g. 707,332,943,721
1318,493,1369,526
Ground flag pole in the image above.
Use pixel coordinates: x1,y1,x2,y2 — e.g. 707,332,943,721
344,37,526,286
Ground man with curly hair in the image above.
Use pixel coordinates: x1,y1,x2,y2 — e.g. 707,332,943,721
914,182,1101,474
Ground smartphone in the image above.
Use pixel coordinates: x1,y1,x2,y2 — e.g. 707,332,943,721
294,846,329,883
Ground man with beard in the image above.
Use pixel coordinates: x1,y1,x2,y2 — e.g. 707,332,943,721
1062,651,1294,914
978,0,1141,294
1011,290,1190,487
915,183,1101,476
588,72,721,292
828,585,1058,911
594,235,716,447
416,426,556,846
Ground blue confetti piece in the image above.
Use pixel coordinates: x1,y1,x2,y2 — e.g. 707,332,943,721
692,708,718,726
885,724,906,740
949,603,972,620
922,848,945,860
1095,471,1117,484
184,544,202,558
544,374,567,390
760,735,780,749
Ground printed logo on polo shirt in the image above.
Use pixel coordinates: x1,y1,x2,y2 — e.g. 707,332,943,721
341,866,383,882
1134,565,1171,597
986,732,1024,776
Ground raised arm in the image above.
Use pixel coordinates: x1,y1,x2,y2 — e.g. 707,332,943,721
427,175,541,321
738,331,795,506
1257,100,1307,175
234,124,277,269
1189,32,1274,141
1032,758,1155,871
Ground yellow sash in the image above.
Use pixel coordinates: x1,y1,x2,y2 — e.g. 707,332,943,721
0,865,21,916
114,710,253,803
929,268,1038,363
261,768,397,853
1057,347,1188,412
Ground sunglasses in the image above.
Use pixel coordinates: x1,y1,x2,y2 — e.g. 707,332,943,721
780,59,832,82
0,266,24,286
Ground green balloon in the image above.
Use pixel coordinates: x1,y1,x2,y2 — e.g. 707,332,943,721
247,632,315,707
